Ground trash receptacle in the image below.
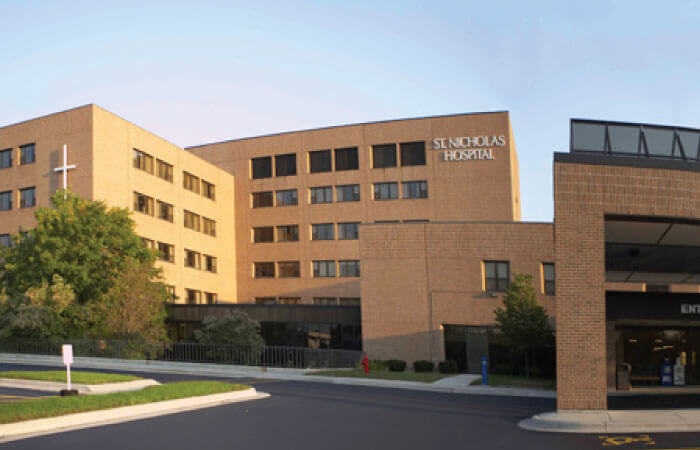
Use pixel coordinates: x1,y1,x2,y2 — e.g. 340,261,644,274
617,363,631,390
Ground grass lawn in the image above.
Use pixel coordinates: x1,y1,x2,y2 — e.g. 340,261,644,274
0,371,142,385
470,374,556,390
309,368,451,383
0,381,250,424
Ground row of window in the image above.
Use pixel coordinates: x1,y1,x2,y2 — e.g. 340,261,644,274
185,289,218,305
251,181,427,209
133,192,216,237
132,149,216,200
250,141,427,179
484,261,556,295
0,144,36,169
253,222,359,243
0,187,36,211
142,238,217,273
254,260,360,279
254,297,360,306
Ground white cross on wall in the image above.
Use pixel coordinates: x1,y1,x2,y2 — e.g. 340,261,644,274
54,144,77,198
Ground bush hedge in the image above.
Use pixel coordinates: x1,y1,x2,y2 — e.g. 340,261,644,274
386,359,407,372
438,360,459,374
413,360,434,372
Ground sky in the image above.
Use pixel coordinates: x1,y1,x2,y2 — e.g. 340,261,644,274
1,0,698,221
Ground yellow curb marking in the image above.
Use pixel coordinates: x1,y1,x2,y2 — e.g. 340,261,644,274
599,435,656,446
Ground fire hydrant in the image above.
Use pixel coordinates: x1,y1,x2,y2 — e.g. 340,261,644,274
361,356,370,374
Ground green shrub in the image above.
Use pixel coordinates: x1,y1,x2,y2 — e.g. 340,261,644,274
369,360,389,371
492,363,513,375
386,359,407,372
438,360,459,374
413,360,434,372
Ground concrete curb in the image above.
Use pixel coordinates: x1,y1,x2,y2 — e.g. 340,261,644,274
519,409,700,433
0,387,269,443
0,377,160,394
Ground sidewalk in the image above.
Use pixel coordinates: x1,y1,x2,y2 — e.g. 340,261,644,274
519,409,700,433
0,353,555,398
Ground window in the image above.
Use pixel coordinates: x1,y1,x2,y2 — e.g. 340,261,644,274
0,149,11,169
252,156,272,179
0,191,11,211
372,143,397,168
165,285,176,302
158,242,175,263
278,261,300,278
312,223,334,240
157,200,173,222
133,192,154,215
132,149,153,173
337,222,359,240
255,297,276,305
402,180,428,199
253,226,274,243
202,217,216,237
373,182,398,200
156,159,173,182
183,172,200,194
276,189,298,206
277,225,299,242
141,237,155,250
0,234,11,247
403,219,429,223
335,147,358,171
313,260,336,278
314,297,337,305
186,289,202,305
310,186,333,204
204,255,217,273
252,191,273,208
19,187,36,208
275,153,297,177
202,180,216,200
484,261,509,292
543,263,555,295
309,150,331,173
20,143,36,165
184,210,201,231
400,141,426,166
254,262,275,278
205,292,218,304
184,249,201,269
279,297,300,305
375,220,400,224
339,260,360,277
339,297,361,306
336,184,360,202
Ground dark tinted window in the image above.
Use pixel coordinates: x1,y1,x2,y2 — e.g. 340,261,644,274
254,262,275,278
0,149,11,169
310,186,333,204
252,157,272,179
543,263,555,295
253,227,274,243
275,153,297,176
336,184,360,202
485,261,509,292
335,147,358,171
312,223,334,240
309,150,331,173
277,225,299,242
276,189,298,206
400,141,426,166
252,191,273,208
20,144,35,165
373,182,398,200
372,144,397,168
402,180,428,199
0,191,12,211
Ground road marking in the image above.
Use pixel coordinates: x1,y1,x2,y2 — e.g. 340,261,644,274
599,435,656,446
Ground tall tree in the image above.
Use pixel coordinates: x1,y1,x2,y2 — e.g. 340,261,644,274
0,190,153,304
494,272,553,377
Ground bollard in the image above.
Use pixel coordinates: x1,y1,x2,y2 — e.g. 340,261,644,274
481,356,488,386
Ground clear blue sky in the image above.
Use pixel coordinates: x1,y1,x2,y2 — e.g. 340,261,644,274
1,0,698,221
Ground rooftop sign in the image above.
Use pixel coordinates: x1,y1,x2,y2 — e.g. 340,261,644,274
432,135,505,162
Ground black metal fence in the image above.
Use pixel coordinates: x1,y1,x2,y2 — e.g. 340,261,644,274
0,340,362,369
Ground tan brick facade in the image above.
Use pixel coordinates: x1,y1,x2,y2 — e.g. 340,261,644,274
554,160,700,410
360,222,554,364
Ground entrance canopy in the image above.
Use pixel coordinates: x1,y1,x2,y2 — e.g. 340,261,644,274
606,216,700,285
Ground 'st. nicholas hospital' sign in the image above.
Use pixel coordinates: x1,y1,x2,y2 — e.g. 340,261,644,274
432,135,506,162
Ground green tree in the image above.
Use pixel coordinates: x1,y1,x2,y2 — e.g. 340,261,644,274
494,272,553,377
195,311,265,351
102,259,169,343
0,190,153,305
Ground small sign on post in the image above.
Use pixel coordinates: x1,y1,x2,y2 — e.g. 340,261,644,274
61,344,78,396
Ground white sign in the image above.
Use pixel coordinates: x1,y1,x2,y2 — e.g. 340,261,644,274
62,344,73,365
681,304,700,314
432,135,506,162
